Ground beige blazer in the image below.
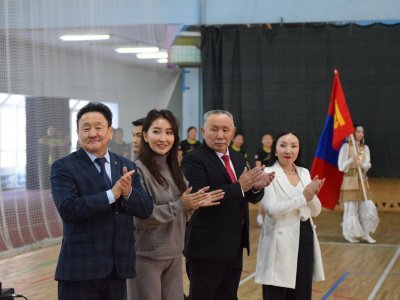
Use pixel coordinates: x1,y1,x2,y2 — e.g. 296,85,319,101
255,162,325,288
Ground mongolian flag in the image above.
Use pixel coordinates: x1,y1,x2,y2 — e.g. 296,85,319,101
311,69,354,210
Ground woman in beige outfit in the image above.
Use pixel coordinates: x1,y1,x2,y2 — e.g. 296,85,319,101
127,109,223,300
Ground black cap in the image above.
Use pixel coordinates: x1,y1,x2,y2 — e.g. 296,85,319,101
132,118,145,126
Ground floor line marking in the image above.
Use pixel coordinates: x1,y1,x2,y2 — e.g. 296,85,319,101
322,272,350,300
239,272,255,286
319,241,398,248
367,246,400,300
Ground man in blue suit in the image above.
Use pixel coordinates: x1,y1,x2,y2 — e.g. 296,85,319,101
51,102,153,300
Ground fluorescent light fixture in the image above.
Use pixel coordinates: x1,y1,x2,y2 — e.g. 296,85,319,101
157,58,168,63
115,47,159,54
59,34,110,41
136,52,168,59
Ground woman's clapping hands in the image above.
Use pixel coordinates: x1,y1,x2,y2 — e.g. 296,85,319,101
181,186,225,209
303,176,325,201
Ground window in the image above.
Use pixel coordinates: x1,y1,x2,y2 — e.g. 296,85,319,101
0,93,26,189
0,95,119,189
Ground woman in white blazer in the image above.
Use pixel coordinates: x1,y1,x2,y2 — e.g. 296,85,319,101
255,131,325,299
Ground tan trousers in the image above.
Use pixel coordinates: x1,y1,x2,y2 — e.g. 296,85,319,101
127,256,183,300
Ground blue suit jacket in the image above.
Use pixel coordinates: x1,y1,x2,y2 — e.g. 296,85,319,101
51,148,153,281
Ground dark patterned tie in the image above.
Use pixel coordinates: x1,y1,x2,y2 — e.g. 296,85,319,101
95,157,112,189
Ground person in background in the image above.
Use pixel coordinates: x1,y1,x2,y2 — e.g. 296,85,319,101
254,133,274,226
254,133,273,167
39,126,71,165
51,102,153,300
181,110,275,300
229,133,250,169
125,116,146,299
255,130,325,300
178,126,201,163
131,118,145,161
109,127,130,158
127,109,224,300
338,125,378,244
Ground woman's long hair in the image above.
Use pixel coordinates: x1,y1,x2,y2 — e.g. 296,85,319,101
353,124,365,147
267,130,303,167
138,109,186,193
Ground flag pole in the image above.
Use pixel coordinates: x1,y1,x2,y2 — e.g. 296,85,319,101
349,134,368,201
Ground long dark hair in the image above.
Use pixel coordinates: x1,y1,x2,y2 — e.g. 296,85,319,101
353,123,365,146
267,130,303,167
138,109,186,193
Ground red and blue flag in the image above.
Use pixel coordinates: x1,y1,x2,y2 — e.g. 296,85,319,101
311,69,354,210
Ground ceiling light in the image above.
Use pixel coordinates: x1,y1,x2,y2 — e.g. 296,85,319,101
59,34,110,41
157,58,168,63
136,52,168,59
115,47,159,54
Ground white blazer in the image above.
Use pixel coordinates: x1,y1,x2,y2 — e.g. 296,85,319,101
255,162,325,289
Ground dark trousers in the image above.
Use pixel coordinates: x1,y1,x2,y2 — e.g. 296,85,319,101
262,219,314,300
186,248,243,300
58,268,126,300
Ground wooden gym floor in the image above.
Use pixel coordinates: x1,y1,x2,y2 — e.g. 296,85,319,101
1,207,399,300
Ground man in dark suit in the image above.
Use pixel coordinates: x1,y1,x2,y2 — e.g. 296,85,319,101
51,102,153,300
131,117,145,161
181,110,275,300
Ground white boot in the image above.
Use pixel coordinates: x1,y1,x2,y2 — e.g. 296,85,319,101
344,235,360,243
363,233,376,244
256,214,263,227
359,200,379,244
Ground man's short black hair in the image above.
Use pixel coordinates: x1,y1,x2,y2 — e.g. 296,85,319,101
132,118,145,126
77,102,112,128
187,126,197,133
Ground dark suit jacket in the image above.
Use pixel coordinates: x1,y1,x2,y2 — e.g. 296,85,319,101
181,142,264,260
51,148,153,281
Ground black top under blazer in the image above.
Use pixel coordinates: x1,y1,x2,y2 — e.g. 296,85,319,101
51,148,153,281
181,142,264,260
